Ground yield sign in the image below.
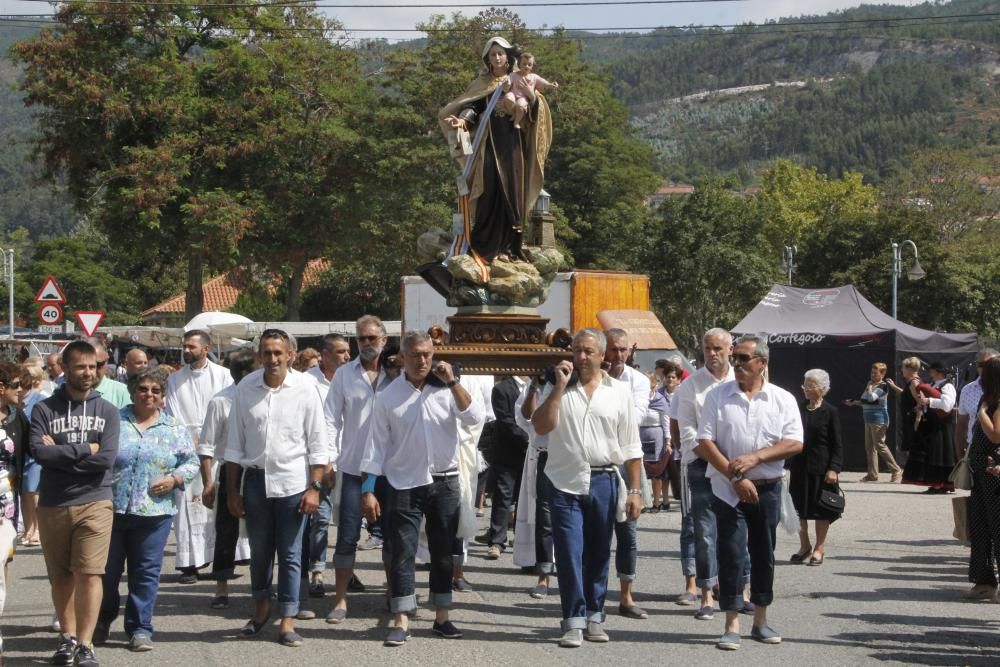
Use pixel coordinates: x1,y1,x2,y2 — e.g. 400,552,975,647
34,275,66,303
75,311,105,337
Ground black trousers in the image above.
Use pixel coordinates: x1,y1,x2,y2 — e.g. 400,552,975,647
535,451,554,573
210,465,242,580
488,462,522,547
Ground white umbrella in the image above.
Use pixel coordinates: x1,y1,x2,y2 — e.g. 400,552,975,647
184,311,252,332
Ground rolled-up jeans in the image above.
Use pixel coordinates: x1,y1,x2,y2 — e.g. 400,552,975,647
383,475,461,613
688,458,750,589
333,472,364,570
243,468,308,618
302,484,332,575
550,469,617,631
679,510,696,578
687,458,719,589
615,465,638,582
713,480,782,611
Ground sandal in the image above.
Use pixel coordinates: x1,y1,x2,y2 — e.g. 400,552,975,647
808,553,825,566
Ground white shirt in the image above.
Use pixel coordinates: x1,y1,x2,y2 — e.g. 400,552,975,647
611,365,649,425
514,381,546,451
361,375,484,490
928,379,956,413
165,362,234,444
671,365,735,465
958,378,984,444
537,371,642,495
307,364,335,392
323,358,390,476
224,370,328,498
462,374,496,422
697,380,803,507
199,385,237,459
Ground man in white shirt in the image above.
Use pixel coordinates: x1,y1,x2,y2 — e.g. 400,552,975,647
198,349,257,609
224,329,328,648
323,316,391,623
307,334,351,391
603,328,649,619
671,327,743,619
165,330,234,583
696,333,803,650
299,334,351,603
360,330,483,647
956,349,999,457
532,328,643,648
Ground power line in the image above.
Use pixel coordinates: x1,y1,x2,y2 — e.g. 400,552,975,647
8,0,747,6
1,12,997,36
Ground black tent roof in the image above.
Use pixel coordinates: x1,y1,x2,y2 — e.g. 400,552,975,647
733,285,978,354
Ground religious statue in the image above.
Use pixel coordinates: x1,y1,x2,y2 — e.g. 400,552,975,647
418,36,564,308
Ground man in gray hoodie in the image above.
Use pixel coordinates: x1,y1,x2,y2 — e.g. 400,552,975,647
30,340,120,667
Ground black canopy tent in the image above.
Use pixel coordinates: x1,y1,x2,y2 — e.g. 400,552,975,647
733,285,979,471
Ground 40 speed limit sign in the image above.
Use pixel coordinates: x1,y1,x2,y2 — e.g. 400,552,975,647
38,302,63,325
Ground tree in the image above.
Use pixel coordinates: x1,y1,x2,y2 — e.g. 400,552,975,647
644,182,778,354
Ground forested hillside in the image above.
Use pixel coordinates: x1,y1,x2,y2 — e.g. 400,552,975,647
582,0,1000,182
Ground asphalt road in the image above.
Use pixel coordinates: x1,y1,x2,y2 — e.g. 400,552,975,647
4,472,999,666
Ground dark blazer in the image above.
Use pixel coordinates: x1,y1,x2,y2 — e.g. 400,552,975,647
490,377,530,469
798,400,844,476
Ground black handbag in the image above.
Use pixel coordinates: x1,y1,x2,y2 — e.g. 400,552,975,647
817,483,846,515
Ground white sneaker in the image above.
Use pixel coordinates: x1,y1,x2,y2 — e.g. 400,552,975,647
584,621,609,643
359,536,383,551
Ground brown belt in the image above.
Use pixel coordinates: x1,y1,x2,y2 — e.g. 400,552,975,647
750,477,783,486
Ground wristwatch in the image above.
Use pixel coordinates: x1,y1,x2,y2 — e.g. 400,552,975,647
446,379,459,388
310,481,323,492
627,488,643,496
730,472,745,484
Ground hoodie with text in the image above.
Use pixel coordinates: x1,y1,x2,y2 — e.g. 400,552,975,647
29,386,120,507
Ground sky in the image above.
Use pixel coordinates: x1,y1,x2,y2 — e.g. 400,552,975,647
0,0,928,41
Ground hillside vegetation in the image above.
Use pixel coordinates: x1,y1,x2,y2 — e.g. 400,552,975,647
581,0,1000,182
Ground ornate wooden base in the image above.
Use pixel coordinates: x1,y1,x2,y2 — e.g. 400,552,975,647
432,312,571,376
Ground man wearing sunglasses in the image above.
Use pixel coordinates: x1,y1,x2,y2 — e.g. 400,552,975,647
696,333,803,651
89,340,131,410
323,316,391,623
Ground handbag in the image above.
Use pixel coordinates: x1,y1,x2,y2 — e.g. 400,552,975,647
816,483,846,515
952,496,970,542
949,457,972,491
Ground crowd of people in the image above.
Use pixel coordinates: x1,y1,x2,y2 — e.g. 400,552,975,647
0,320,994,665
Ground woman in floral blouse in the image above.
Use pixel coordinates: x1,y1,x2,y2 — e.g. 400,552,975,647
95,369,197,652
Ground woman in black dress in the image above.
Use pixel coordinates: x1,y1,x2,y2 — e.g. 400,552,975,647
790,369,843,566
901,357,957,493
964,358,1000,600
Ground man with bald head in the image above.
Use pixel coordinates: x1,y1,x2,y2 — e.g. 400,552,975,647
121,348,149,381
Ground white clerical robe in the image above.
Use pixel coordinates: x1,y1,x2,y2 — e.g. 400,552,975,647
165,362,239,569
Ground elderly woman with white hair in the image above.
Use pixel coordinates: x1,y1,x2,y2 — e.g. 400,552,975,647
790,369,843,566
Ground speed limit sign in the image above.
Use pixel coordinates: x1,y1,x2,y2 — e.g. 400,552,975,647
38,302,63,325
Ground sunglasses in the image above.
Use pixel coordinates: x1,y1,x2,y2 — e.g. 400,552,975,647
357,335,382,343
3,382,20,390
135,386,162,395
730,353,762,365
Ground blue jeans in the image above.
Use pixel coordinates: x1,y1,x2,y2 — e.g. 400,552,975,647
615,465,637,582
243,469,308,618
383,476,461,613
301,484,332,574
333,473,363,570
367,476,389,541
679,509,696,578
550,470,617,631
713,480,782,611
687,458,719,589
99,513,174,638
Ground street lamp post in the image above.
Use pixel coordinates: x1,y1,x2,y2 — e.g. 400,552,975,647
782,245,796,286
891,240,926,321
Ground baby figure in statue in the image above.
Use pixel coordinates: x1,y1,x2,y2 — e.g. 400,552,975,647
503,52,559,129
